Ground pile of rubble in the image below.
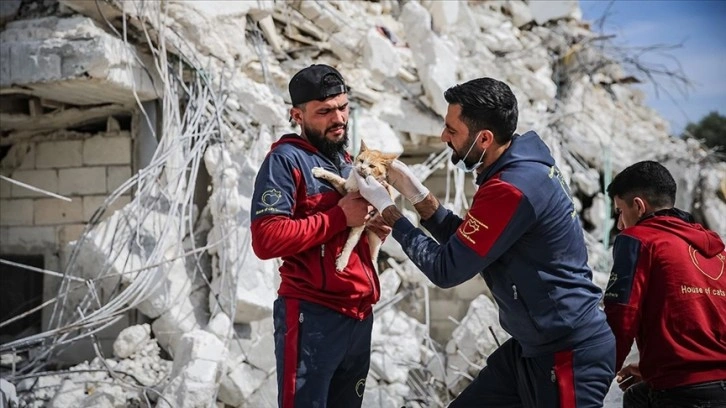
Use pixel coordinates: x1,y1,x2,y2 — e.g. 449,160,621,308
1,0,724,407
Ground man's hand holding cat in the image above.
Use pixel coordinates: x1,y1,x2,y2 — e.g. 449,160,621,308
388,160,429,204
337,192,370,227
353,171,395,213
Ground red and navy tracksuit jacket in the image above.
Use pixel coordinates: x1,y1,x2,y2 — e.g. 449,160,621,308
604,209,726,390
250,134,380,320
392,131,608,355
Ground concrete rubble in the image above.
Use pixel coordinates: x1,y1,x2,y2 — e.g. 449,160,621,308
1,1,724,407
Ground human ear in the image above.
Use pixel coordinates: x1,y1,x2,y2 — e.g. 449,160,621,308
633,197,647,216
480,129,494,147
290,107,303,125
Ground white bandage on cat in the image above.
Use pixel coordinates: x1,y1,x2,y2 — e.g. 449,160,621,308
387,160,430,204
353,171,396,213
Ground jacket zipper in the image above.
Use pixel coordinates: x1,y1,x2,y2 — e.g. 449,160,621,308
320,244,327,291
512,284,518,300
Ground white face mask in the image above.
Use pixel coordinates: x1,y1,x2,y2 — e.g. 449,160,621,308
453,135,486,173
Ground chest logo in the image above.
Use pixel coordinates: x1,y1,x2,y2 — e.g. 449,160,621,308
688,245,724,281
458,213,489,245
261,189,282,207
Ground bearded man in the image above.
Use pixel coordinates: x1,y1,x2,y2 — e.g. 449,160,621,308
250,64,389,408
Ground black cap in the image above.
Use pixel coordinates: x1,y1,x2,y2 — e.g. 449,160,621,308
289,64,348,106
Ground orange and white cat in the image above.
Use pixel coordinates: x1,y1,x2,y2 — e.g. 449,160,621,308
312,141,398,272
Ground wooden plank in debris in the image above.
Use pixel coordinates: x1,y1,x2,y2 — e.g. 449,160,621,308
0,104,129,137
271,10,327,41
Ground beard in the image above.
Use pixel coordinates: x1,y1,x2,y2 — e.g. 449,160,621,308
305,123,349,165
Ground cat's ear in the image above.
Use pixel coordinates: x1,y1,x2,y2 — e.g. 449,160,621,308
359,140,368,152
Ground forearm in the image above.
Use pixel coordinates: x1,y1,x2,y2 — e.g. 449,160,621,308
389,215,483,288
251,207,347,259
381,205,404,226
413,193,439,221
379,192,438,226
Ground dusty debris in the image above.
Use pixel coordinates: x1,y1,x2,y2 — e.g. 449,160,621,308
1,1,723,408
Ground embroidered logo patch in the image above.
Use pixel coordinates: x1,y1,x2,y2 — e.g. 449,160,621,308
689,245,724,281
457,212,489,245
355,378,366,397
261,189,282,207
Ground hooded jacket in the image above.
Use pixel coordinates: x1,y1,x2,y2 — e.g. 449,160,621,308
392,131,608,356
604,208,726,389
250,135,380,320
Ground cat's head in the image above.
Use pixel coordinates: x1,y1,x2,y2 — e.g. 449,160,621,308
353,140,398,182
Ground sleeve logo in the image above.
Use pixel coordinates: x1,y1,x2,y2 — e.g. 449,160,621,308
261,189,282,207
457,212,489,245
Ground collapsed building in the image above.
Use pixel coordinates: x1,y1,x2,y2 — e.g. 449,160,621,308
1,0,724,407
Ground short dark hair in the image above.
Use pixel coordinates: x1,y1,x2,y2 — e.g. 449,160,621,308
606,160,676,208
443,77,518,144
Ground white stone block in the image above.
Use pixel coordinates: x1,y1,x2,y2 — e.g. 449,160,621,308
572,168,601,197
528,0,581,25
206,312,232,341
329,27,362,62
427,0,459,34
296,1,345,32
357,114,403,155
34,198,83,225
9,169,58,198
447,295,508,361
48,379,85,408
135,257,193,319
113,323,151,359
151,297,203,355
362,28,402,78
504,0,533,27
218,361,267,406
35,140,83,169
58,167,106,195
158,361,220,408
370,309,425,383
83,134,131,166
79,391,115,408
400,2,457,117
242,317,275,372
106,166,131,192
0,199,33,226
1,225,55,251
230,76,286,127
0,17,161,105
171,330,228,378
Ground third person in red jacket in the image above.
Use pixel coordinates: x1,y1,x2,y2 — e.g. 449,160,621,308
605,160,726,407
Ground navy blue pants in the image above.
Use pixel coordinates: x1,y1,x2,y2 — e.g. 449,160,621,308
624,379,726,408
273,297,373,408
450,327,615,408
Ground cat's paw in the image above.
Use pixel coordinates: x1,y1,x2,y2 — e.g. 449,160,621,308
311,167,325,178
335,257,346,272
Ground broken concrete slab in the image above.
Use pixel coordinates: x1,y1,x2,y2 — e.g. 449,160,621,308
0,16,161,105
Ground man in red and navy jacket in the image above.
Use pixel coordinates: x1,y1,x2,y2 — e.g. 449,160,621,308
354,77,616,407
250,64,386,408
605,160,726,407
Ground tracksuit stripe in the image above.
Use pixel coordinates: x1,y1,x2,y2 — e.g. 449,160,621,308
282,298,300,408
554,349,576,408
